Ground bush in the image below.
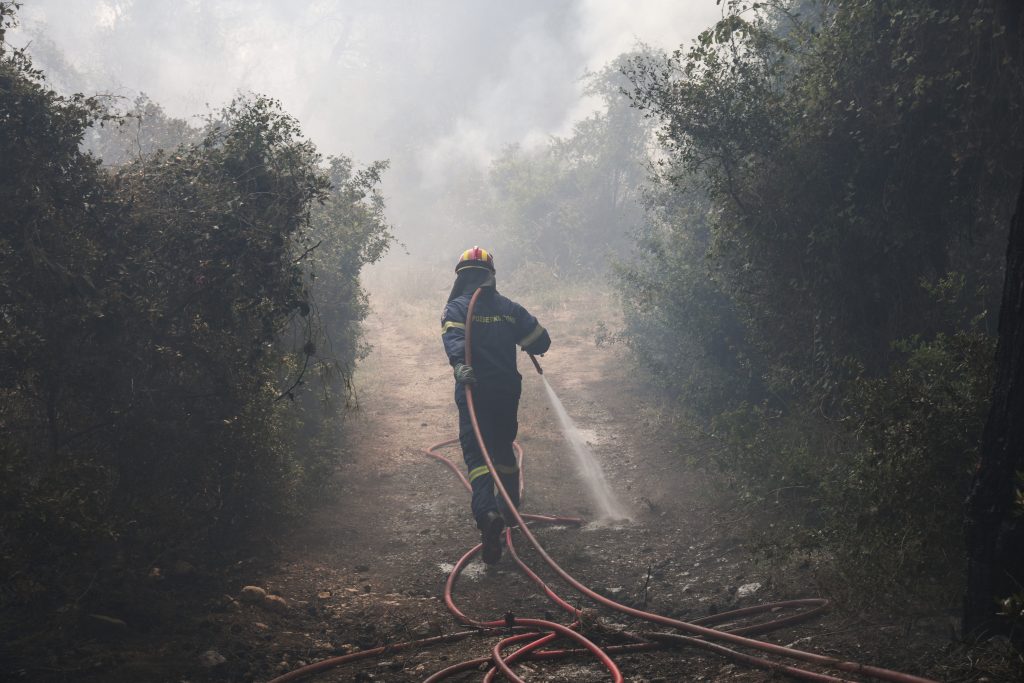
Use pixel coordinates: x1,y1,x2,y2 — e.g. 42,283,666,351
0,4,391,636
829,330,995,599
615,0,1019,598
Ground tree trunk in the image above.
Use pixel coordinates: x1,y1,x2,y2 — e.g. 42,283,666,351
963,166,1024,638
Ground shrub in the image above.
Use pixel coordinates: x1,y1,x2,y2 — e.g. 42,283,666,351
0,5,391,635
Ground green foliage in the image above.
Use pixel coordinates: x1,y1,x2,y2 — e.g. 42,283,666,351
489,53,652,276
616,0,1020,599
830,331,995,594
0,6,391,627
85,94,202,164
288,156,393,485
629,0,1016,385
1000,470,1024,631
615,181,755,419
308,157,393,383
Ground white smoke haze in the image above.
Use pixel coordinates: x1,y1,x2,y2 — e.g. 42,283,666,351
9,0,721,259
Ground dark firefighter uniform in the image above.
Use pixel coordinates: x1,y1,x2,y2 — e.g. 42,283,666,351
441,247,550,562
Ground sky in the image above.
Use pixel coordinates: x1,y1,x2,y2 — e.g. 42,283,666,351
9,0,722,257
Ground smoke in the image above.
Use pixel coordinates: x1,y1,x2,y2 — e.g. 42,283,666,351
8,1,720,256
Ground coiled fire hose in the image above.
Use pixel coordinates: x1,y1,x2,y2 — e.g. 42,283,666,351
268,287,939,683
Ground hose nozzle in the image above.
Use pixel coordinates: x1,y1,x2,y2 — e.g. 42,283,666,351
528,353,544,375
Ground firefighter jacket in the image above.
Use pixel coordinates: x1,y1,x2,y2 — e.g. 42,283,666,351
441,287,550,390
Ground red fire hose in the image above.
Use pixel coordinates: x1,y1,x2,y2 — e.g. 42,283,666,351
268,286,939,683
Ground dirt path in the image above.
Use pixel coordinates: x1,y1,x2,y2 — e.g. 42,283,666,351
220,274,947,683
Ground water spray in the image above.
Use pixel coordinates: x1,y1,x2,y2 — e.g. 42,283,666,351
527,351,629,520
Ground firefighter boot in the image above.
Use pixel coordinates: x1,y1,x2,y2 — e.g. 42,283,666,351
478,510,505,564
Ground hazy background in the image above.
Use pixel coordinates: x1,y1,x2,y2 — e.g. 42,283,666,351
9,0,721,262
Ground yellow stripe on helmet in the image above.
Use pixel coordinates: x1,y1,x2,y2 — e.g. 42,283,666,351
461,247,491,262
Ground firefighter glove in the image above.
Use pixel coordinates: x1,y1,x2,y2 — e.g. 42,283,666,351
453,363,476,385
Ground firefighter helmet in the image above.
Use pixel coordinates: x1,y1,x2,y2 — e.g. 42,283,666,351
455,246,495,273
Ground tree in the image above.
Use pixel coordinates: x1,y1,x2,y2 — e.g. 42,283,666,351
85,94,202,165
1,4,392,658
617,0,1022,600
964,167,1024,638
488,53,652,275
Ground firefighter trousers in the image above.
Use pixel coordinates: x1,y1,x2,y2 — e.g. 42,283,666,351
455,383,521,528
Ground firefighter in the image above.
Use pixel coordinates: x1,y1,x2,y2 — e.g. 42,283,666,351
441,247,551,564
